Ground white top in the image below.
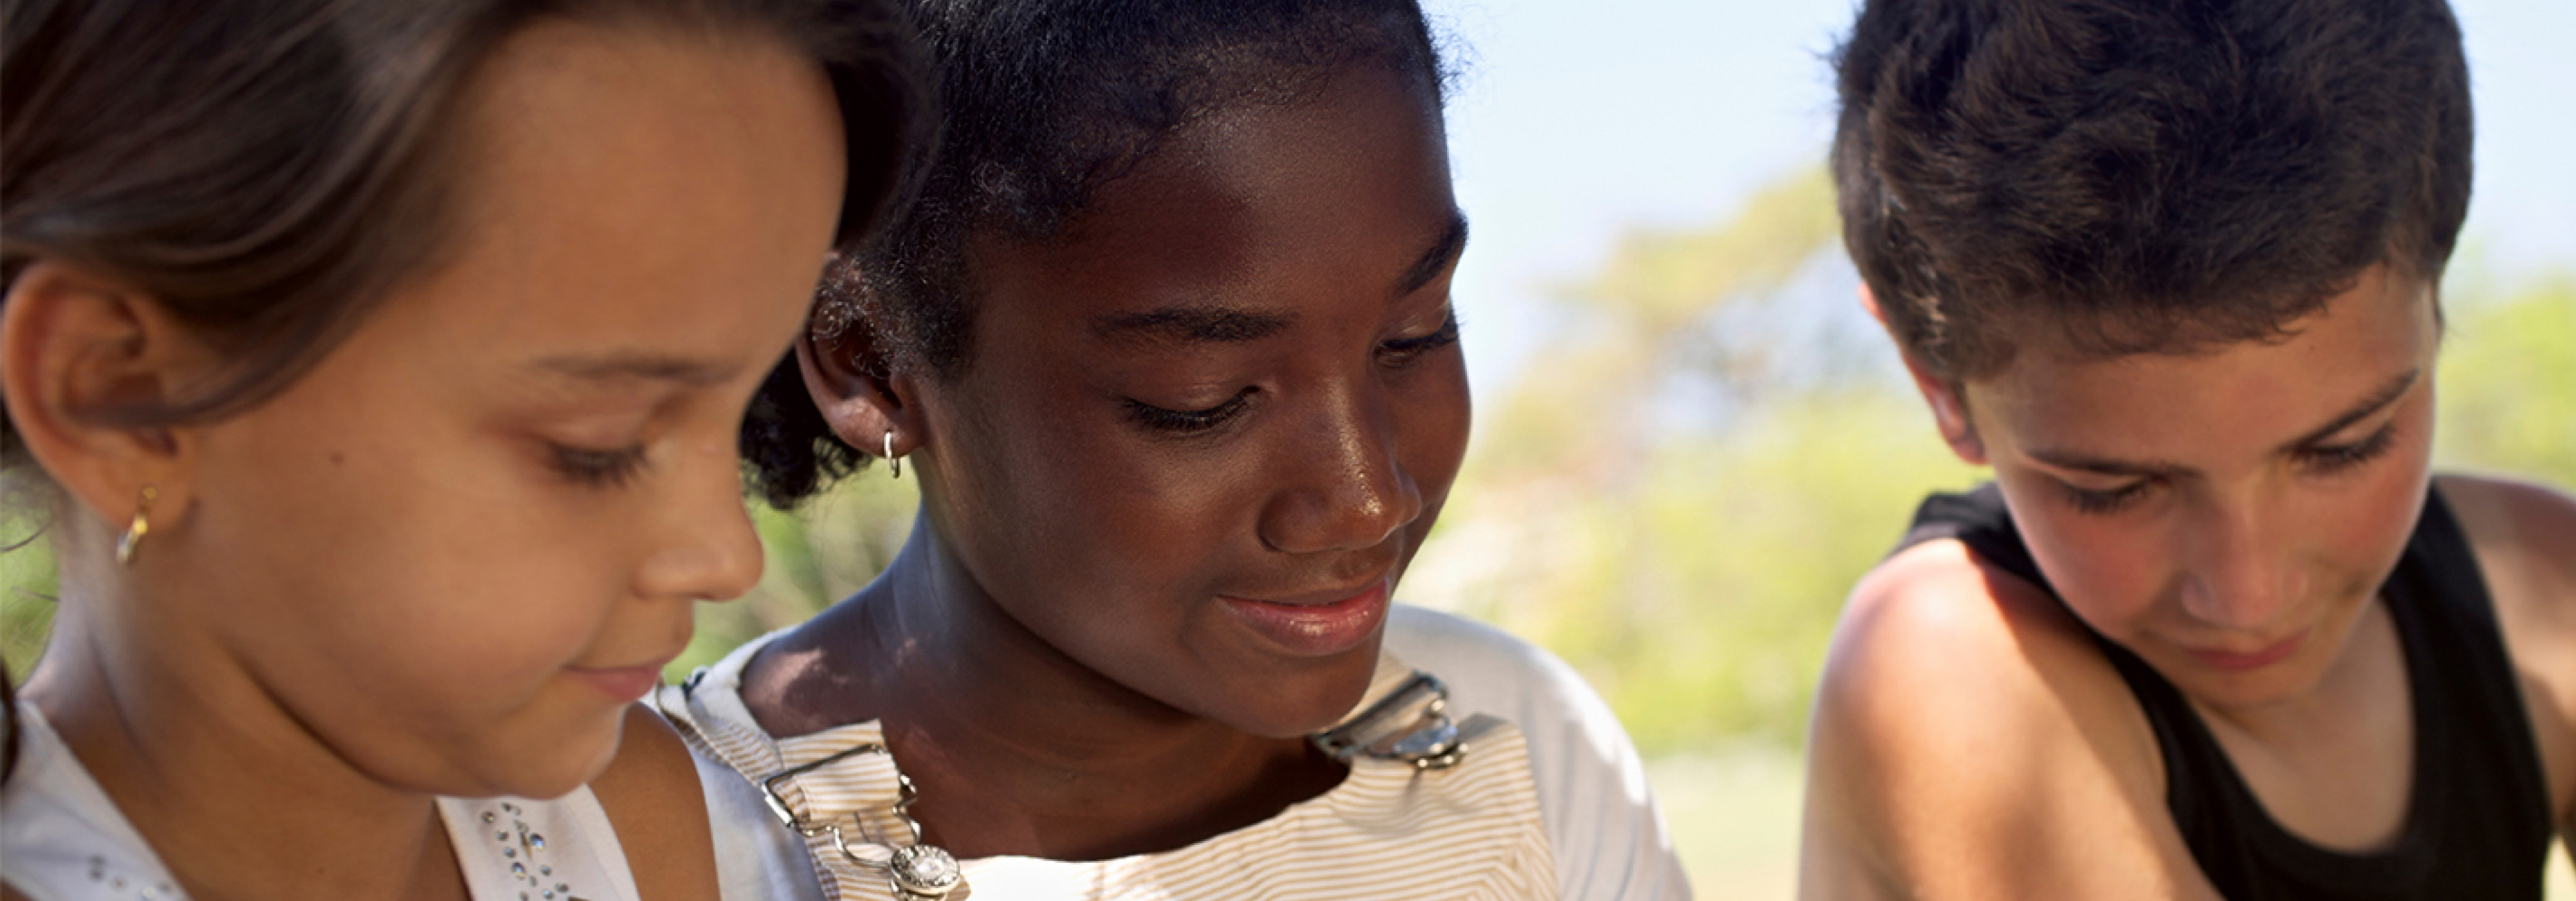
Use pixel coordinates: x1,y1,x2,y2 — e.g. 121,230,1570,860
667,605,1691,901
0,704,642,901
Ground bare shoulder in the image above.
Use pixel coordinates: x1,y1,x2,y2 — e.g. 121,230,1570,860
1809,539,2153,795
1800,539,2212,900
2441,473,2576,630
589,703,719,901
2438,473,2576,822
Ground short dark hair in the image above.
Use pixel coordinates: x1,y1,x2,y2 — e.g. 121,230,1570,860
1830,0,2473,380
1,0,931,463
739,0,1449,507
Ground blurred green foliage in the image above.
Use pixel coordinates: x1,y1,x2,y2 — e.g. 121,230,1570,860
2436,276,2576,486
1401,170,1985,751
3,173,2571,764
1,500,57,684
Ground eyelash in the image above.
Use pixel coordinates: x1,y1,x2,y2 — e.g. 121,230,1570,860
1124,389,1255,434
547,442,650,489
2059,423,2402,516
1122,312,1462,435
1379,310,1461,366
2064,481,2151,516
2299,422,2400,474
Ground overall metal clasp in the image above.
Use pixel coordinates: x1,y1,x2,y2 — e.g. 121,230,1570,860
1311,672,1469,771
760,743,967,900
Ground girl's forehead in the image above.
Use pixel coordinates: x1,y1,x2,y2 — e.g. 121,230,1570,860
969,69,1456,324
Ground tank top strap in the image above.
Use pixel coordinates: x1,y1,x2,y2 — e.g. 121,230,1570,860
2379,489,2554,884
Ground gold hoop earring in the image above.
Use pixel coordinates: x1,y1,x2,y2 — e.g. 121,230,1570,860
115,486,156,566
883,429,902,480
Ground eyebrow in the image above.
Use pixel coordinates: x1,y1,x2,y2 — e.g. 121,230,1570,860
1086,210,1471,349
530,350,738,387
1090,305,1298,346
2025,368,2421,478
2270,367,2420,454
1395,211,1471,297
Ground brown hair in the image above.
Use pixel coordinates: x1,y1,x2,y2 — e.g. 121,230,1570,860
1831,0,2472,381
1,0,932,467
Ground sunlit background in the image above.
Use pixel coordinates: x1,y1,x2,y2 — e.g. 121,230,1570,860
4,1,2571,897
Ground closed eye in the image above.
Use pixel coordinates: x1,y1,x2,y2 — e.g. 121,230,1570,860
1378,309,1460,366
2062,479,2154,515
548,442,650,489
1123,388,1256,434
2297,421,2399,474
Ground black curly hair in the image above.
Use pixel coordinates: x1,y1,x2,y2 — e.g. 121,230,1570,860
738,0,1452,508
1831,0,2472,381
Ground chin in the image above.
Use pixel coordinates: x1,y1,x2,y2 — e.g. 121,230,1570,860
467,709,629,800
1230,654,1387,739
2147,648,2336,714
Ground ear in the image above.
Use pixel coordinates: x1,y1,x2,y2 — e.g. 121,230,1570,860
1,261,213,549
1858,281,1890,326
794,315,926,463
1862,283,1988,465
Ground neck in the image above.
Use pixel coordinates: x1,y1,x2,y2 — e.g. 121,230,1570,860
24,572,462,901
2183,596,2415,850
749,516,1345,860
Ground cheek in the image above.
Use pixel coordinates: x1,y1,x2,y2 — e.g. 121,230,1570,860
2303,419,2435,590
1996,476,2171,638
186,392,626,737
928,393,1220,622
1395,360,1471,544
1405,359,1472,489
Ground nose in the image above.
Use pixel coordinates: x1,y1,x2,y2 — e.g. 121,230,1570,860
632,442,766,603
1257,392,1423,556
2174,496,2306,632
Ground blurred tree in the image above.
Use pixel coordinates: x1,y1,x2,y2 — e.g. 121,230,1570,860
2436,277,2576,486
1408,168,1981,751
1,505,57,683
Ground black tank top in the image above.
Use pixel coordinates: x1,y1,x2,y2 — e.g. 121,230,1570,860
1900,483,2553,900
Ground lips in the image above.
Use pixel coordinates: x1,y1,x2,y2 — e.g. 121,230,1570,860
2183,629,2310,672
563,663,667,701
1218,577,1392,658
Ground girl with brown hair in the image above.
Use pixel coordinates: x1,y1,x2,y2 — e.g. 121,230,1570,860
0,1,926,898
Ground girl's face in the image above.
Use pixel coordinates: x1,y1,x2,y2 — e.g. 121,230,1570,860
158,23,844,797
912,68,1469,738
1946,266,2439,713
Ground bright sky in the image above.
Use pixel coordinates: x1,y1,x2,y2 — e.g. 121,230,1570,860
1428,0,2576,400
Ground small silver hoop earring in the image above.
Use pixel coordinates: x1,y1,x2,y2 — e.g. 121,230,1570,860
883,429,902,480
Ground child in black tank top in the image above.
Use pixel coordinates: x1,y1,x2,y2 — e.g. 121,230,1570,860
1903,485,2550,899
1797,1,2576,899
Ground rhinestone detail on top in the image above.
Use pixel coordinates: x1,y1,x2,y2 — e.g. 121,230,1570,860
474,802,586,901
